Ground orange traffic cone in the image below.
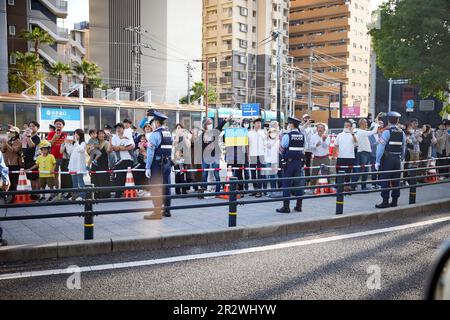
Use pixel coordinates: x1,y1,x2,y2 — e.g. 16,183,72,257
13,169,34,204
217,167,232,200
124,167,138,198
314,164,336,195
424,160,438,183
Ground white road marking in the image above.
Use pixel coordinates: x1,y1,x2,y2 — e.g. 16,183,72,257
1,216,450,281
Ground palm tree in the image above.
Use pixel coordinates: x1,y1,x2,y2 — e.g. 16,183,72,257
21,27,55,58
179,81,217,104
50,62,72,96
72,59,102,97
8,52,45,93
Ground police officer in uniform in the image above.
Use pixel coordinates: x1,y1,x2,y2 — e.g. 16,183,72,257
144,111,173,220
277,117,306,213
375,111,406,209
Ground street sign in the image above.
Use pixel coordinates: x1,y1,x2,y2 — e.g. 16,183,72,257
406,100,415,112
241,103,260,117
419,100,435,111
40,107,81,132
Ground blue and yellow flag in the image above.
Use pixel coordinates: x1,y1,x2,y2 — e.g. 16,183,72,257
225,128,249,147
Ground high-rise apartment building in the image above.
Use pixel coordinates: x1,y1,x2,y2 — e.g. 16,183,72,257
202,0,290,110
90,0,202,104
0,0,8,92
289,0,372,118
4,0,70,94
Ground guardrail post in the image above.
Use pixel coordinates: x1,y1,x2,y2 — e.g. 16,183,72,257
228,177,238,227
409,167,417,205
336,171,345,215
84,190,94,240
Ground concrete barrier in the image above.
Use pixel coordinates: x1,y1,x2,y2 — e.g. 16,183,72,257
1,198,449,263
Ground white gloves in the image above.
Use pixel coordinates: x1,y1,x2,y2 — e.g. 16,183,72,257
375,163,380,171
145,169,151,179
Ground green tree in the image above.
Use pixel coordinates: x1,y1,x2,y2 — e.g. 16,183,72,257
21,27,55,58
72,59,102,97
370,0,450,100
8,51,45,94
49,62,72,96
179,81,217,104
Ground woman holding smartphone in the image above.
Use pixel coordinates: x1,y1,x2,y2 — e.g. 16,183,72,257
66,129,87,200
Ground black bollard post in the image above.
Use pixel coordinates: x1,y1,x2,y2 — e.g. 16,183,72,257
228,177,238,227
84,190,94,240
409,167,417,205
336,171,345,215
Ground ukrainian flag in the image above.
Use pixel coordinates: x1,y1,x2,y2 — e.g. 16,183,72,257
225,128,249,147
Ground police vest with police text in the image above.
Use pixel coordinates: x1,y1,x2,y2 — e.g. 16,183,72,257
284,130,305,160
385,127,403,155
154,127,173,159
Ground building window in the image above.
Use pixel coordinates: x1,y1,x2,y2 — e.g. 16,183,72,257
7,0,14,5
239,39,247,49
240,7,248,16
9,54,16,65
239,23,248,33
8,25,16,36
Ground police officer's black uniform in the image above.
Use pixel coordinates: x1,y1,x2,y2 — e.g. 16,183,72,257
277,117,306,213
145,111,173,219
376,112,406,209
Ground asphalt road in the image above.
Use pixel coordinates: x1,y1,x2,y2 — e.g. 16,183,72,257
1,211,450,300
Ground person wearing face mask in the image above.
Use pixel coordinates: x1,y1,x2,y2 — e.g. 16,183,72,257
263,128,280,197
198,116,230,198
1,126,23,203
435,120,450,178
276,117,305,214
334,120,358,192
224,119,248,195
369,121,384,189
248,118,266,197
310,123,331,187
375,112,406,209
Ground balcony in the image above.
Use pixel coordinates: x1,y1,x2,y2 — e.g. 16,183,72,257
290,44,348,58
29,42,69,65
38,0,68,18
290,18,348,34
28,17,69,43
289,31,349,46
290,5,348,21
220,76,232,84
208,61,217,69
220,60,232,68
205,30,217,38
204,0,217,6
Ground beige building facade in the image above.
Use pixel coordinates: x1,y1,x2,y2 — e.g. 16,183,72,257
203,0,289,110
289,0,372,118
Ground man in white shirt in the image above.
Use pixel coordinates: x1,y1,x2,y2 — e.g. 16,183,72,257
111,123,135,198
300,114,315,179
247,118,266,197
334,120,358,192
310,123,331,186
352,115,380,190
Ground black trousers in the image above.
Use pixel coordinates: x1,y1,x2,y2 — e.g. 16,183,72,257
150,159,172,214
113,160,134,198
437,153,449,177
249,156,263,190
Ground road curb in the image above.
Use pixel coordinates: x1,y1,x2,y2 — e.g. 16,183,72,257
1,198,450,263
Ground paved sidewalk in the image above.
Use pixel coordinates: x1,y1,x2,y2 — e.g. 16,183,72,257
1,184,449,246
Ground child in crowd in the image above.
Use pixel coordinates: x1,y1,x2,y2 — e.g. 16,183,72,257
86,129,102,168
28,140,56,202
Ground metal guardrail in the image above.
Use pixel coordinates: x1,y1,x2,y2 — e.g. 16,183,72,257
1,165,449,241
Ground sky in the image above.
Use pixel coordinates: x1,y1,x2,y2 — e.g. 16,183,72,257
62,0,386,29
62,0,89,30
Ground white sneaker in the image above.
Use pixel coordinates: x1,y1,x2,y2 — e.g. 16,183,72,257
75,197,83,201
137,190,146,197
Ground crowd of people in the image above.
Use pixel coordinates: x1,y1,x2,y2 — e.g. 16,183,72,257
0,111,449,214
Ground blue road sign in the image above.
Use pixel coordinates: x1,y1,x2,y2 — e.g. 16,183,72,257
406,100,415,112
241,103,260,117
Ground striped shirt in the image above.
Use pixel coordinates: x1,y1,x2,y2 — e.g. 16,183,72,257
0,152,10,184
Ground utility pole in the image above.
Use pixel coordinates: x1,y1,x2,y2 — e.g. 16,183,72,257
124,26,150,101
339,82,344,118
273,31,282,124
388,78,393,113
194,58,210,119
186,62,194,105
308,48,314,114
